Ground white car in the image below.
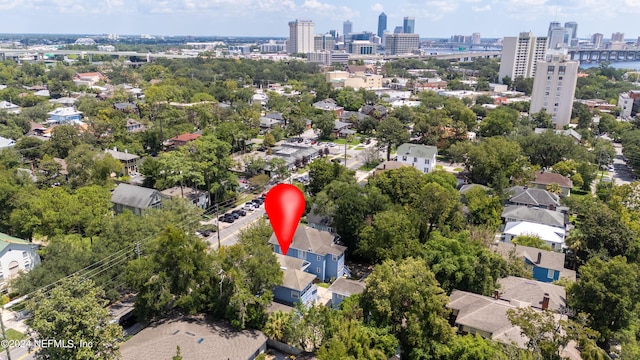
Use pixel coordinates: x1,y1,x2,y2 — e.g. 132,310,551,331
243,203,256,211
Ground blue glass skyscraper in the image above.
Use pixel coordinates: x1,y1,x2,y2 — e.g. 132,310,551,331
403,17,415,34
377,12,387,38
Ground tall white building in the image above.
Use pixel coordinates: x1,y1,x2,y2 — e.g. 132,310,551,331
530,54,579,129
287,20,315,54
499,32,548,83
472,32,481,45
384,33,420,55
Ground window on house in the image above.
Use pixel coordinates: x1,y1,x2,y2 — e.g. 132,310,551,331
547,269,555,279
299,251,306,259
547,66,555,74
316,267,321,274
402,156,407,161
559,66,566,75
413,158,417,163
291,291,299,299
317,255,322,261
332,255,338,261
22,251,27,258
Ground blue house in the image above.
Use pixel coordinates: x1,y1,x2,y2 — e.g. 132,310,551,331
47,107,83,124
492,242,576,283
328,278,365,309
272,254,318,306
269,225,348,283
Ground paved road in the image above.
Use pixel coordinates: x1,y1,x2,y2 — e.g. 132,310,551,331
612,143,636,186
205,205,266,250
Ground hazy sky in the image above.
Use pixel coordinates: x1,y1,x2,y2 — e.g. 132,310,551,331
1,0,638,39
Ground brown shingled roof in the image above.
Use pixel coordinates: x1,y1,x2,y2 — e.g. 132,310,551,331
532,171,572,188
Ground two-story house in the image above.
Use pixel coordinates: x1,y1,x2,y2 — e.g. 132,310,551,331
396,143,438,174
73,72,106,87
105,147,140,176
501,205,566,229
0,232,40,291
269,225,348,283
273,254,318,306
111,183,163,216
47,107,83,124
160,186,208,210
125,119,146,133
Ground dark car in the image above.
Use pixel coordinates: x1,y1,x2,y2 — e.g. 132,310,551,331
252,198,264,206
232,209,246,217
228,212,240,220
222,214,235,223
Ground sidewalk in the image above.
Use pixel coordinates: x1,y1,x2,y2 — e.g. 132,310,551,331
1,309,28,334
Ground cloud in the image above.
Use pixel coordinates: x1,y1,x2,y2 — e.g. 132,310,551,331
372,3,384,12
301,0,335,11
472,4,491,11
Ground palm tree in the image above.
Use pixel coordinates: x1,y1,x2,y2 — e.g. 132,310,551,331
263,311,291,342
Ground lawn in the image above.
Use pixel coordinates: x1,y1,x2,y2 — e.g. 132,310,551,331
296,165,310,174
359,163,379,171
1,329,27,348
436,165,444,170
333,137,362,146
453,167,464,172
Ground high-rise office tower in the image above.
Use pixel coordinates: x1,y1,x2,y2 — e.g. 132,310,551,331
287,19,315,54
498,32,548,82
548,27,566,49
547,21,561,39
385,33,420,55
393,26,403,34
343,20,353,38
472,33,481,45
403,17,415,34
377,12,387,38
314,34,335,51
612,32,625,42
530,54,579,129
564,22,577,46
591,33,603,48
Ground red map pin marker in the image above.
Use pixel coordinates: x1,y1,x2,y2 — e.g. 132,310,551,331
265,184,306,256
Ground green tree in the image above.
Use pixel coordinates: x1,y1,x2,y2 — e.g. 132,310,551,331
464,186,503,229
26,277,123,360
479,106,518,137
126,226,212,321
447,334,508,360
357,208,421,263
568,256,640,349
313,111,336,139
512,235,553,251
45,125,81,158
423,232,507,295
375,116,409,160
307,158,354,195
360,257,455,359
507,306,569,360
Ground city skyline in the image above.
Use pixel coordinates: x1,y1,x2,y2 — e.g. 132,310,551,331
1,0,640,39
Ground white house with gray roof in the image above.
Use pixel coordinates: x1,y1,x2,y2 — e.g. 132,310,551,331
111,183,163,216
396,143,438,173
0,232,40,291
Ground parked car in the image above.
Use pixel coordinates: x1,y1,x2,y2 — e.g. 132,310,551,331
609,165,615,172
252,198,264,206
221,215,235,223
243,203,256,211
232,209,246,217
228,212,240,220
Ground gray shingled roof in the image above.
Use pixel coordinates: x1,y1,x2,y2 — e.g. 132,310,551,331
507,186,560,207
269,225,346,256
497,276,567,312
501,205,565,228
276,254,316,291
491,242,576,281
111,183,160,209
328,278,365,296
105,149,140,161
396,143,438,159
120,316,267,360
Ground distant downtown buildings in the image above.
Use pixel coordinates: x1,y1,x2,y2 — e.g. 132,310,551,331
499,31,548,82
288,15,422,57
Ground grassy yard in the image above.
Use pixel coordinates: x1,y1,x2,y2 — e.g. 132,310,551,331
296,165,310,174
436,165,443,170
359,163,379,171
333,138,362,146
1,329,27,348
453,167,464,172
